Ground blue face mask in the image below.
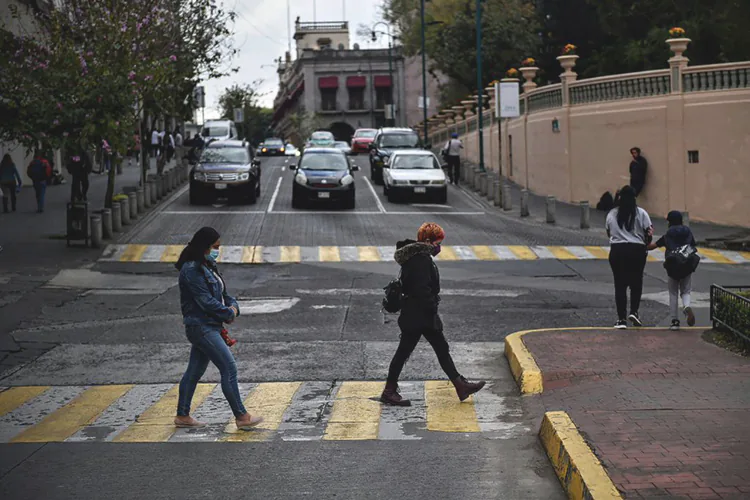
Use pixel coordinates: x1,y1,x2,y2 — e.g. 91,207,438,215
207,249,220,262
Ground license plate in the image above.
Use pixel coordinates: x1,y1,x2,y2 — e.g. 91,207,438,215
318,192,330,199
214,183,227,190
414,187,427,194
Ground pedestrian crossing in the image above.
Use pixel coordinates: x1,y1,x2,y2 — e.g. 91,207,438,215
0,382,529,443
99,244,750,264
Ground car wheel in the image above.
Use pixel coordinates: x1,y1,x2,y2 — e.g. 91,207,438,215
256,177,261,196
436,187,448,205
247,184,257,205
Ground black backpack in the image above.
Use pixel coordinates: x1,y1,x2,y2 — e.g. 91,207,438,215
664,245,700,280
382,273,403,313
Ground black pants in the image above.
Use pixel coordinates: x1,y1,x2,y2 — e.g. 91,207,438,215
71,173,89,202
447,156,460,184
387,321,460,384
1,182,16,211
608,243,647,320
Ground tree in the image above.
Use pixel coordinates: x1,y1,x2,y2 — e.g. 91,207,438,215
217,82,273,146
287,112,323,146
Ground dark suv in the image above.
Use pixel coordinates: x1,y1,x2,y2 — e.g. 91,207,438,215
368,128,421,184
258,137,285,156
190,140,261,205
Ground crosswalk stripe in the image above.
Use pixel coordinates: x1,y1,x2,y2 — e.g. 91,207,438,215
564,246,597,259
471,245,500,260
112,383,215,442
0,387,85,442
649,247,665,262
161,245,183,263
509,245,538,260
11,385,132,443
424,381,480,433
119,244,148,262
377,246,393,261
451,245,478,260
699,248,736,264
530,246,557,259
319,246,341,263
546,246,579,260
171,384,242,443
357,246,380,262
378,381,424,440
0,386,50,418
140,244,167,262
241,246,263,263
324,381,382,441
436,246,459,261
219,245,244,263
223,382,302,442
719,250,750,264
490,245,519,260
280,246,301,263
278,381,337,442
584,246,610,259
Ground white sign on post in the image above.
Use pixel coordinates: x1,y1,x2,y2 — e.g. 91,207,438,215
496,82,520,118
418,96,430,110
233,108,244,123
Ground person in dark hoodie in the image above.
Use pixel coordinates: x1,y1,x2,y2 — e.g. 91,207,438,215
647,211,698,330
629,147,648,196
381,222,486,406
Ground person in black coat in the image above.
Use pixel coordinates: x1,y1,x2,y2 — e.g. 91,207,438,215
629,147,648,196
381,222,486,406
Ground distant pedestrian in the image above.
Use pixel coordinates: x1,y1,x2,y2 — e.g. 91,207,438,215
150,127,160,158
164,130,175,163
0,154,22,213
606,185,653,329
67,146,92,203
131,132,141,164
174,227,264,430
26,151,52,213
381,222,486,406
648,211,699,330
629,147,648,196
442,132,463,185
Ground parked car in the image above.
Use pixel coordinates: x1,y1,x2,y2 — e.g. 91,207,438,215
368,127,421,185
284,143,300,157
190,140,261,205
333,141,352,155
200,120,238,144
351,128,377,154
304,130,335,149
290,148,358,209
383,150,447,204
258,137,285,156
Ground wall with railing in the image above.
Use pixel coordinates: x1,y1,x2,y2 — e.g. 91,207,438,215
426,38,750,228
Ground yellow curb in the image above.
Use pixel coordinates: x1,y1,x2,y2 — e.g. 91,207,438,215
540,411,622,500
504,327,705,394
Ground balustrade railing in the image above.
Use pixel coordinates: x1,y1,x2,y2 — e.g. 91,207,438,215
467,117,478,133
570,70,670,105
683,62,750,92
527,85,563,112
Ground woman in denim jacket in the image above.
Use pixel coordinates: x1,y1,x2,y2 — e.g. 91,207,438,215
174,227,263,430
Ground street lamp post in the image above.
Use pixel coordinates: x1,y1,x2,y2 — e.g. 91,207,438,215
420,0,428,145
476,0,485,172
372,22,395,127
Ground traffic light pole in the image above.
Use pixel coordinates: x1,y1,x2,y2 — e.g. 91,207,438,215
476,0,485,172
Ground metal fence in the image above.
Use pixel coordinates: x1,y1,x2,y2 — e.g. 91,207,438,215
710,285,750,348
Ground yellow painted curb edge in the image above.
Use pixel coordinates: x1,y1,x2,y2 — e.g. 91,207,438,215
540,411,622,500
504,327,705,395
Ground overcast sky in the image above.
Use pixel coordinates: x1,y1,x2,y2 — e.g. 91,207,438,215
201,0,388,120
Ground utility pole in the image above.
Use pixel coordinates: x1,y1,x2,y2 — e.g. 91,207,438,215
420,0,428,145
476,0,485,172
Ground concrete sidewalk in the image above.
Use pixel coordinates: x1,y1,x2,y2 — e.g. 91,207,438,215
507,327,750,499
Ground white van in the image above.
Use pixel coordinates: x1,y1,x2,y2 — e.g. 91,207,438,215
201,120,238,143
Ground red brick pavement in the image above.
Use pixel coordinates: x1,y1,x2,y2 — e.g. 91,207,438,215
523,329,750,499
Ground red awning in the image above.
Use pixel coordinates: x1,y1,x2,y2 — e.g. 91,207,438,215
374,75,392,88
318,76,339,89
346,76,366,88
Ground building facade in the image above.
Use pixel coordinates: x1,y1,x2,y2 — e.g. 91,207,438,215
272,21,407,145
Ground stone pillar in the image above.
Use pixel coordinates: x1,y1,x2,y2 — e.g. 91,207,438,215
90,214,102,249
111,202,122,232
120,196,131,225
128,192,138,219
556,54,579,106
503,183,512,211
580,201,590,229
100,208,113,239
546,196,556,223
666,37,691,93
520,189,529,217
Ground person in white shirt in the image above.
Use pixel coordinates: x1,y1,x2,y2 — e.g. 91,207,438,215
605,185,653,329
442,133,463,185
150,128,160,158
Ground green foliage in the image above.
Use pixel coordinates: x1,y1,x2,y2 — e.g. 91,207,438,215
217,83,273,146
714,289,750,340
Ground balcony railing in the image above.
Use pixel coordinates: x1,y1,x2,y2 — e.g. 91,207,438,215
527,85,563,113
683,62,750,92
570,69,670,105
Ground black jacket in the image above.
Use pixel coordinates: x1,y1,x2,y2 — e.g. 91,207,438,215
394,239,441,330
629,156,648,188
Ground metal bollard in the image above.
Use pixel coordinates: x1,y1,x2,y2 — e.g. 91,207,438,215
90,214,102,248
100,208,113,239
580,201,590,229
520,189,530,217
170,169,176,190
111,202,122,232
147,181,155,205
546,196,556,223
479,173,488,196
493,180,502,207
503,183,512,211
486,177,496,203
473,169,482,192
128,192,138,219
120,196,131,225
466,166,474,186
460,164,467,184
137,187,145,212
156,177,164,199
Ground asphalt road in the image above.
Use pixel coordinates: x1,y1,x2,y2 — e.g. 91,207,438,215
2,155,749,499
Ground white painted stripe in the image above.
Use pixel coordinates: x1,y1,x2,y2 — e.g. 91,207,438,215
530,246,556,259
300,246,319,262
295,288,522,298
140,245,167,262
278,381,338,442
454,185,487,210
378,381,424,441
159,210,485,216
564,246,598,259
100,245,127,262
363,176,386,213
171,383,255,442
378,246,394,262
67,384,171,442
338,246,360,262
261,246,280,263
267,177,283,213
650,247,666,262
219,245,244,264
162,211,266,215
719,250,750,264
451,246,478,261
236,298,300,314
472,382,531,439
489,246,519,260
0,386,86,442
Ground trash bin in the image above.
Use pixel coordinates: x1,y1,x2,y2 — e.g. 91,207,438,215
67,202,89,247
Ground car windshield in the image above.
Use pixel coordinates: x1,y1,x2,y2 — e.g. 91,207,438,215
200,147,249,164
393,155,440,170
202,126,229,138
381,133,419,148
300,152,349,171
354,130,376,138
265,139,283,146
311,132,334,141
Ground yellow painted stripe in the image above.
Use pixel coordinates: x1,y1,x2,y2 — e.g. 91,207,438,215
160,245,183,263
113,383,214,442
119,244,148,262
0,386,50,418
358,246,381,262
471,245,500,260
436,246,459,261
223,382,302,442
508,245,538,260
700,248,735,264
279,246,301,263
241,246,263,263
11,385,132,443
425,380,480,433
741,251,750,261
324,381,382,441
547,246,579,260
319,246,341,262
647,253,659,262
584,246,610,259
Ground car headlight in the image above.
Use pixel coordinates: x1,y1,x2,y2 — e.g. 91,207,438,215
340,174,354,186
295,171,307,185
280,147,285,152
194,172,206,182
295,150,301,157
262,148,267,153
391,179,406,185
239,173,250,181
431,179,446,185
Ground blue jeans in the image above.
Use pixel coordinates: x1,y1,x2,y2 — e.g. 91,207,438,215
33,181,46,211
177,324,247,418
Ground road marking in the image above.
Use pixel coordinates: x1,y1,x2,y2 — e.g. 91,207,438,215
425,381,480,433
236,298,300,314
112,383,214,442
219,245,244,263
161,245,184,262
700,248,735,264
241,246,263,263
545,246,578,260
162,211,266,215
363,176,386,213
451,245,478,260
530,246,557,259
454,185,487,210
508,245,538,260
0,386,49,418
223,382,302,442
119,244,148,262
280,245,301,263
565,246,597,259
319,246,341,262
435,246,459,261
267,177,283,213
584,246,610,259
648,247,665,262
324,381,382,441
471,245,500,260
11,385,132,443
490,245,520,260
295,288,522,297
358,246,382,262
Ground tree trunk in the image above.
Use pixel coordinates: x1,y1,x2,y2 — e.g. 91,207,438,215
104,156,117,209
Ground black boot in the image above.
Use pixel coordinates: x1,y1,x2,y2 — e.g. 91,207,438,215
380,381,411,406
452,376,486,402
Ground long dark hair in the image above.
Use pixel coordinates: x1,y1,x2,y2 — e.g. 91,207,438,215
616,185,638,231
0,154,13,169
175,227,220,270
